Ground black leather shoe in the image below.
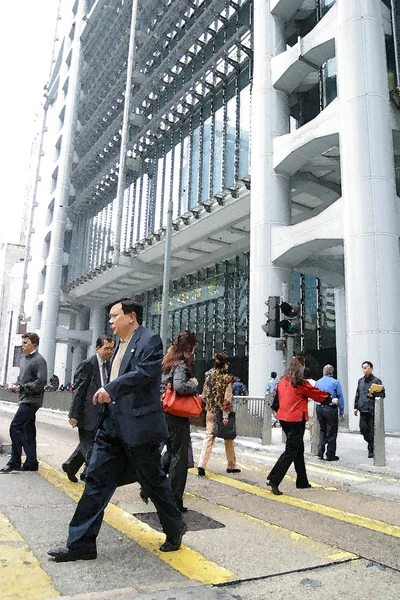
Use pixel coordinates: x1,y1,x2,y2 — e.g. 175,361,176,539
179,506,188,513
266,481,283,496
368,452,374,458
296,483,312,489
197,467,206,477
159,523,187,552
0,464,21,473
22,464,39,471
47,546,97,562
317,452,324,460
79,471,86,482
61,464,78,483
139,487,149,504
227,468,241,473
326,456,339,461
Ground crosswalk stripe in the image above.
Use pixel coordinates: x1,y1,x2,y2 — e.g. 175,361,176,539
38,461,235,585
189,469,400,539
0,509,60,600
184,493,358,564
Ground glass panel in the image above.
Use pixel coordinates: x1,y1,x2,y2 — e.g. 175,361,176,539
304,275,318,350
225,95,236,187
201,116,212,201
239,85,250,178
323,58,337,107
181,135,190,214
172,142,181,219
154,157,164,230
190,125,200,207
213,105,224,194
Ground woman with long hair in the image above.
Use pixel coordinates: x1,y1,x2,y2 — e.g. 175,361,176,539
197,353,240,477
267,357,330,496
161,331,198,512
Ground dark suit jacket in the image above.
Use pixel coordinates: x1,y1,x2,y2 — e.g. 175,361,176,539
69,355,105,430
104,325,168,447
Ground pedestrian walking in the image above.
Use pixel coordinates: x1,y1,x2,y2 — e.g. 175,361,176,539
61,335,115,483
315,365,345,460
265,371,278,394
48,298,186,562
354,361,385,458
161,331,198,513
197,353,240,477
1,333,47,473
266,357,331,495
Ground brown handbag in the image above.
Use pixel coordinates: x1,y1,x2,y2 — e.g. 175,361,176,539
162,383,203,418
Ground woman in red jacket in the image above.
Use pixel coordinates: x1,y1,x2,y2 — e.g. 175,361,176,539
267,357,330,496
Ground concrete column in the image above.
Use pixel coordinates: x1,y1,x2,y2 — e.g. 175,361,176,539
64,343,73,387
39,0,87,376
337,0,400,431
71,310,86,375
249,0,291,394
89,306,105,355
334,287,348,416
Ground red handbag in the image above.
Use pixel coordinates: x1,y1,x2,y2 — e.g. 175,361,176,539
162,383,203,418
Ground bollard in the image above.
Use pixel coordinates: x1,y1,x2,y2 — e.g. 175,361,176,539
373,396,386,467
262,393,272,445
311,409,321,456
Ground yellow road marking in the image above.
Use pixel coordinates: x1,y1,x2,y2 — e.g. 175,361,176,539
38,462,235,585
0,510,60,600
189,469,400,539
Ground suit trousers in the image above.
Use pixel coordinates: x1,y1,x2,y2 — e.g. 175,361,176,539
316,405,339,458
63,427,97,475
267,419,309,487
8,403,39,468
359,412,374,453
164,413,190,510
198,411,236,470
67,415,183,550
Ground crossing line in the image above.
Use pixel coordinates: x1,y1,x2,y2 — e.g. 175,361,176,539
0,509,60,600
38,461,236,585
189,469,400,539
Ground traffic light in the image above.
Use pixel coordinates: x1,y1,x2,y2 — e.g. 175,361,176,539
262,296,280,337
262,298,300,337
279,301,300,336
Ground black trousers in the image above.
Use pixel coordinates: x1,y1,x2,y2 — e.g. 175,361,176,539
268,419,309,487
316,405,339,458
66,416,183,550
163,413,190,510
8,403,39,468
359,412,374,453
63,427,97,475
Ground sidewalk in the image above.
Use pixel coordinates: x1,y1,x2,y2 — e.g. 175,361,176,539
191,425,400,480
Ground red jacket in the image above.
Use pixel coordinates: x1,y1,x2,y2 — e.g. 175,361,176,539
276,377,329,422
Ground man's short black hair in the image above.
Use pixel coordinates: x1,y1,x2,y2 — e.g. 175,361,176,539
96,335,114,349
23,332,40,346
271,371,277,379
362,361,373,369
113,298,143,324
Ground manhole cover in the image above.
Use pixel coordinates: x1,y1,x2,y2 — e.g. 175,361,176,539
133,510,225,532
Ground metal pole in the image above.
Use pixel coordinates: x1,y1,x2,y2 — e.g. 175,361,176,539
311,408,321,456
112,0,139,262
160,191,173,350
261,392,272,445
373,397,386,467
3,311,14,387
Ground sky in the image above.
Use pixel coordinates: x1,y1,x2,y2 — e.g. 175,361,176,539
0,1,60,244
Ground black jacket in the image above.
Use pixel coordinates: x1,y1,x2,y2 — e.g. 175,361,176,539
69,354,105,430
104,325,168,447
354,374,385,414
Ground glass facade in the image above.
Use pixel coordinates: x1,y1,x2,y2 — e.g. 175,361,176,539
68,74,251,283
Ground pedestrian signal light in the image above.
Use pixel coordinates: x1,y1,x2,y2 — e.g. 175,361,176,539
279,301,300,336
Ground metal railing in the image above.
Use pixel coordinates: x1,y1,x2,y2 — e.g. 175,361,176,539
232,395,273,445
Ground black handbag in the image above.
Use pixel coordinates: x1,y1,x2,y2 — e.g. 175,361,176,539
271,385,279,413
213,408,237,440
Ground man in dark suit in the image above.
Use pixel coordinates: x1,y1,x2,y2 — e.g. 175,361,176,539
48,298,185,562
61,335,115,483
